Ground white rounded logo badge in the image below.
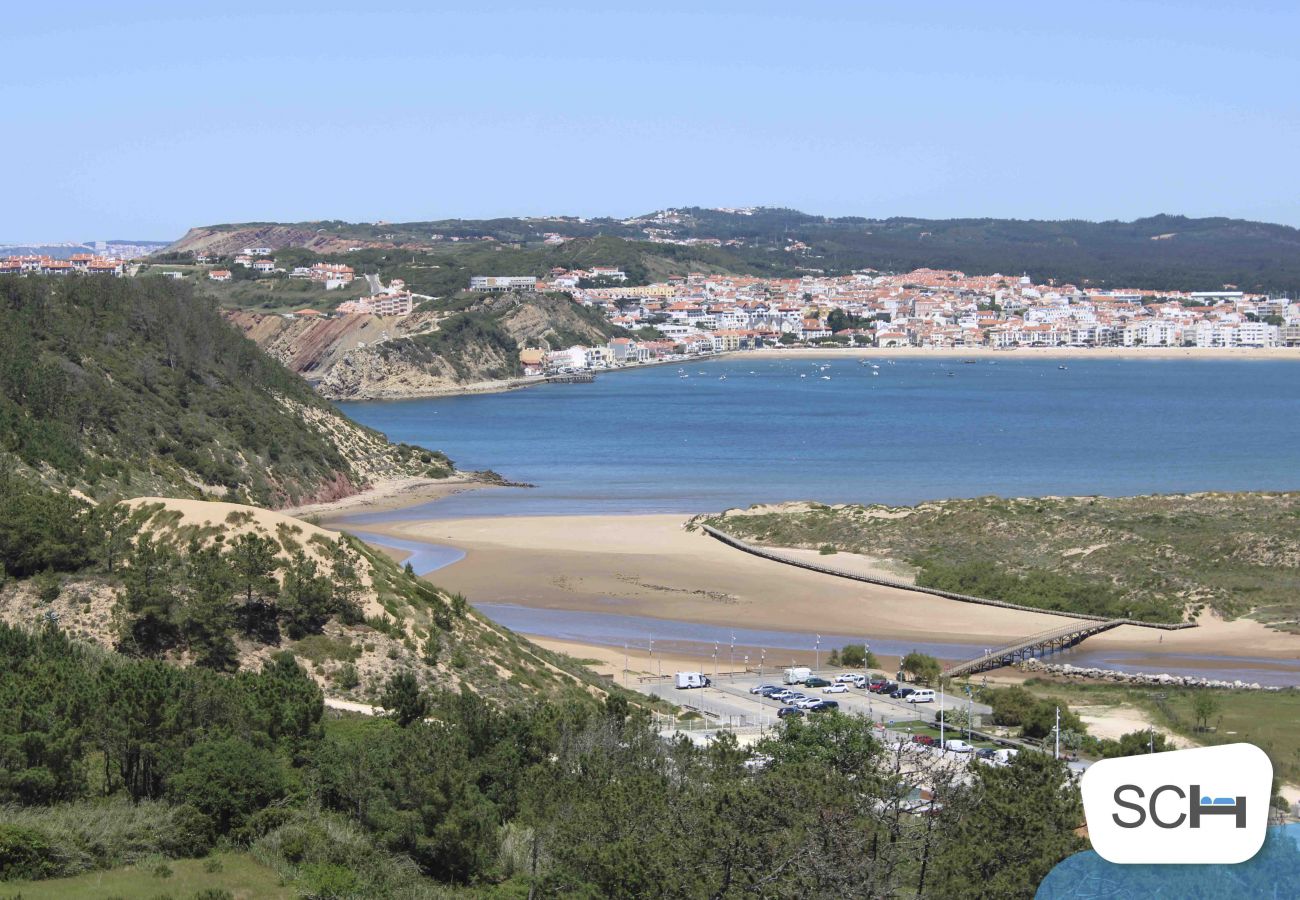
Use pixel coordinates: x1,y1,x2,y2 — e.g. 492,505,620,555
1081,743,1272,864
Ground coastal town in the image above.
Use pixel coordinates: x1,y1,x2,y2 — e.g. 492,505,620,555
6,242,1300,378
482,266,1300,374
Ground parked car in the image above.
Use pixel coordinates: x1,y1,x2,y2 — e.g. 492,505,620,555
822,684,848,694
944,739,974,753
805,700,838,713
777,706,804,718
833,674,858,684
911,734,938,746
849,674,867,688
758,686,786,698
891,687,916,700
771,689,796,702
750,683,779,695
871,681,897,694
869,676,887,686
805,677,832,688
907,689,936,703
795,696,823,709
975,748,997,761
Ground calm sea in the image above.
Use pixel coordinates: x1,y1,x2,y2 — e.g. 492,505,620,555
338,355,1300,518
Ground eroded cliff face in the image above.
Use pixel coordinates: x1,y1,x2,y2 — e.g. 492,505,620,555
226,309,439,380
314,344,522,399
167,224,400,256
232,292,624,400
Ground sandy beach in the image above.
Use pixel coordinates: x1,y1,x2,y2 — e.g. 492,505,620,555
345,513,1300,669
280,474,490,519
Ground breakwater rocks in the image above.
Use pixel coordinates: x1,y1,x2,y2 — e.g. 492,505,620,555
1018,658,1284,691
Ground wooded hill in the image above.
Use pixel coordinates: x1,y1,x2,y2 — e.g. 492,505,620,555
0,275,449,508
169,209,1300,294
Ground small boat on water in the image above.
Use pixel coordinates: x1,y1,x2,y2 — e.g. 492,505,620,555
719,374,727,380
1058,365,1068,370
871,370,879,376
963,359,977,364
821,375,831,380
946,371,955,377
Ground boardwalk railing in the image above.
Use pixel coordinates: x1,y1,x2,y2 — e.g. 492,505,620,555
699,524,1196,631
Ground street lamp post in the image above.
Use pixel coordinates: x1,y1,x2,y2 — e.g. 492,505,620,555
712,644,718,682
815,634,821,672
1054,706,1061,760
730,632,735,679
760,648,766,679
940,681,945,748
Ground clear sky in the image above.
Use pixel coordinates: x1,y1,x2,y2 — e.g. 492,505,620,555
4,1,1298,240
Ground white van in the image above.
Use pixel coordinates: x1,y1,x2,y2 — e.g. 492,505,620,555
674,671,710,689
907,688,936,703
783,666,812,685
943,739,974,753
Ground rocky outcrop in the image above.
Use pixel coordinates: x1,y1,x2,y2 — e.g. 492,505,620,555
238,292,624,400
1018,658,1283,691
226,309,439,380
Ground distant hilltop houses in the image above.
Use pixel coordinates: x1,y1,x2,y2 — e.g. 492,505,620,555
0,253,126,276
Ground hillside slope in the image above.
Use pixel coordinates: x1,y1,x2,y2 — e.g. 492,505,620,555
0,275,450,507
236,291,626,400
0,496,610,706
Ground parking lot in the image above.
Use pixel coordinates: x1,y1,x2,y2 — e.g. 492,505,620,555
630,668,992,732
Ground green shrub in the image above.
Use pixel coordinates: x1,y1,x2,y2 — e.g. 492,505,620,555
298,862,361,899
168,738,288,837
0,823,59,881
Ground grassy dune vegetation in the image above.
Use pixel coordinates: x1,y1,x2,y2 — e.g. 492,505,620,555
700,493,1300,625
1010,678,1300,785
0,852,290,900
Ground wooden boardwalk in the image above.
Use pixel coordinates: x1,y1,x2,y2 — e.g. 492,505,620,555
941,619,1129,678
699,523,1197,676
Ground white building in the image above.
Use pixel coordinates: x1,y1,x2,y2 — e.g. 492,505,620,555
470,275,537,292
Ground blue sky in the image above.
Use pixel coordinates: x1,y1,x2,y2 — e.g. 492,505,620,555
3,1,1298,239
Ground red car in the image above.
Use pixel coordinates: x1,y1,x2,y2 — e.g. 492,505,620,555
910,734,938,746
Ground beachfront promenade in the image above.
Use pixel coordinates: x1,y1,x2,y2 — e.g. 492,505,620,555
697,524,1197,675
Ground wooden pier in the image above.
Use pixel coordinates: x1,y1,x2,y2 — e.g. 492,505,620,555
545,373,595,384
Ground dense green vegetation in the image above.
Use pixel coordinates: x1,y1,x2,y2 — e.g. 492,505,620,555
0,276,440,506
0,621,1088,897
699,492,1300,624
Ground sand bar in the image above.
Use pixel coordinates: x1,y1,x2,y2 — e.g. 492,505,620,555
349,513,1300,666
